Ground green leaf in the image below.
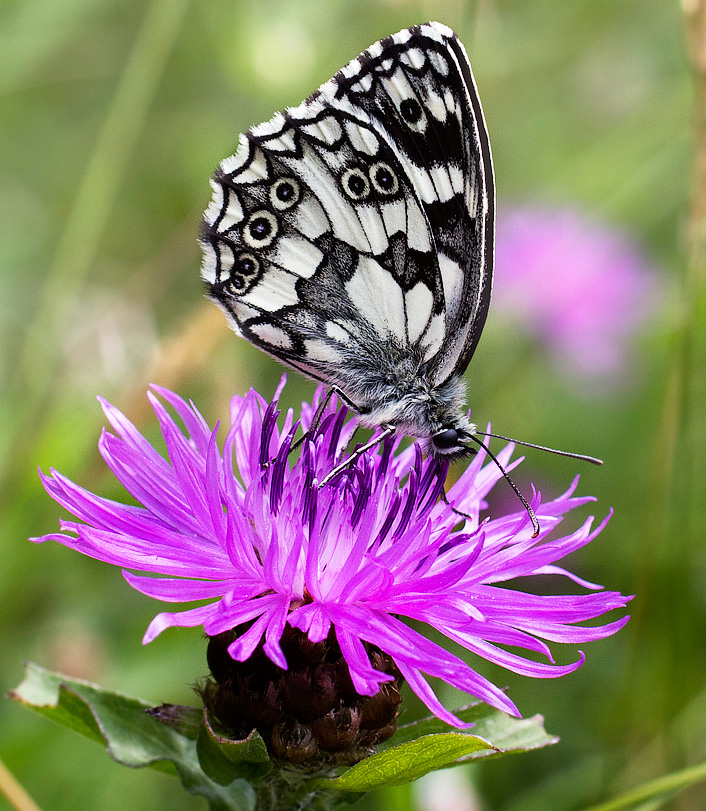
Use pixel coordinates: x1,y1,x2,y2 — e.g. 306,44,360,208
197,712,272,784
316,703,557,793
9,661,256,811
145,703,203,740
8,665,557,808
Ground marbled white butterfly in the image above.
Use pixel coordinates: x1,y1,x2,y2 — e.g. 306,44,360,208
201,22,492,453
200,22,599,529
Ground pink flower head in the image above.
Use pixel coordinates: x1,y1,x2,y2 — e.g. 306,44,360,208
495,206,660,386
34,381,631,727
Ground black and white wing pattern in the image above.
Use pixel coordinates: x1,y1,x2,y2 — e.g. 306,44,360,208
322,23,494,387
201,22,494,444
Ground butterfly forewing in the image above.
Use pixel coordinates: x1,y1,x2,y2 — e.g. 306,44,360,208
322,24,494,385
201,21,494,439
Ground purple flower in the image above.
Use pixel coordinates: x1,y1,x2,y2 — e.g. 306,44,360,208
34,381,631,728
495,206,660,386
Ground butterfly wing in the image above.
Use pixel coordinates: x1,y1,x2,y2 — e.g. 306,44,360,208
201,107,440,402
325,22,494,386
200,22,493,414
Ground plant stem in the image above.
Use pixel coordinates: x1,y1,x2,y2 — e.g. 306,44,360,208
0,758,42,811
254,766,339,811
582,758,706,811
624,0,706,751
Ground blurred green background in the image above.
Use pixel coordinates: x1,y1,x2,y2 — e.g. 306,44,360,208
1,0,704,808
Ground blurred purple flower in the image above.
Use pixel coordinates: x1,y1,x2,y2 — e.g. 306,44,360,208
33,381,631,727
495,206,660,385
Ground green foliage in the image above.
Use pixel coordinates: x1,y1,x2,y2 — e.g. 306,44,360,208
9,662,257,809
317,707,556,793
583,761,706,811
9,663,556,810
1,0,704,809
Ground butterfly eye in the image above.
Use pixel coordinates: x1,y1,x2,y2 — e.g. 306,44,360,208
229,252,261,293
341,168,370,201
400,98,422,123
431,429,460,452
270,178,301,211
370,162,399,195
243,210,278,249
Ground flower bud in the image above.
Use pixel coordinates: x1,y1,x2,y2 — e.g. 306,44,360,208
201,625,404,766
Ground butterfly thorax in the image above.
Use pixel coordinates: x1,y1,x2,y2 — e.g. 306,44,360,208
345,362,477,458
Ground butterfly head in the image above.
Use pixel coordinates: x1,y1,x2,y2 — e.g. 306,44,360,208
429,424,478,460
431,427,464,454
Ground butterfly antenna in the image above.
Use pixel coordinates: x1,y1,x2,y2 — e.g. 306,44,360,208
466,434,540,538
474,432,603,466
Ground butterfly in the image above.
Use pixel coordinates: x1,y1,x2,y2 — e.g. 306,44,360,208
200,21,495,467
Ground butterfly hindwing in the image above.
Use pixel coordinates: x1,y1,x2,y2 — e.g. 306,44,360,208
202,113,444,405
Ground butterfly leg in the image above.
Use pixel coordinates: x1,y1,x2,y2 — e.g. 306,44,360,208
289,385,361,454
289,388,336,454
441,488,474,524
319,424,396,487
